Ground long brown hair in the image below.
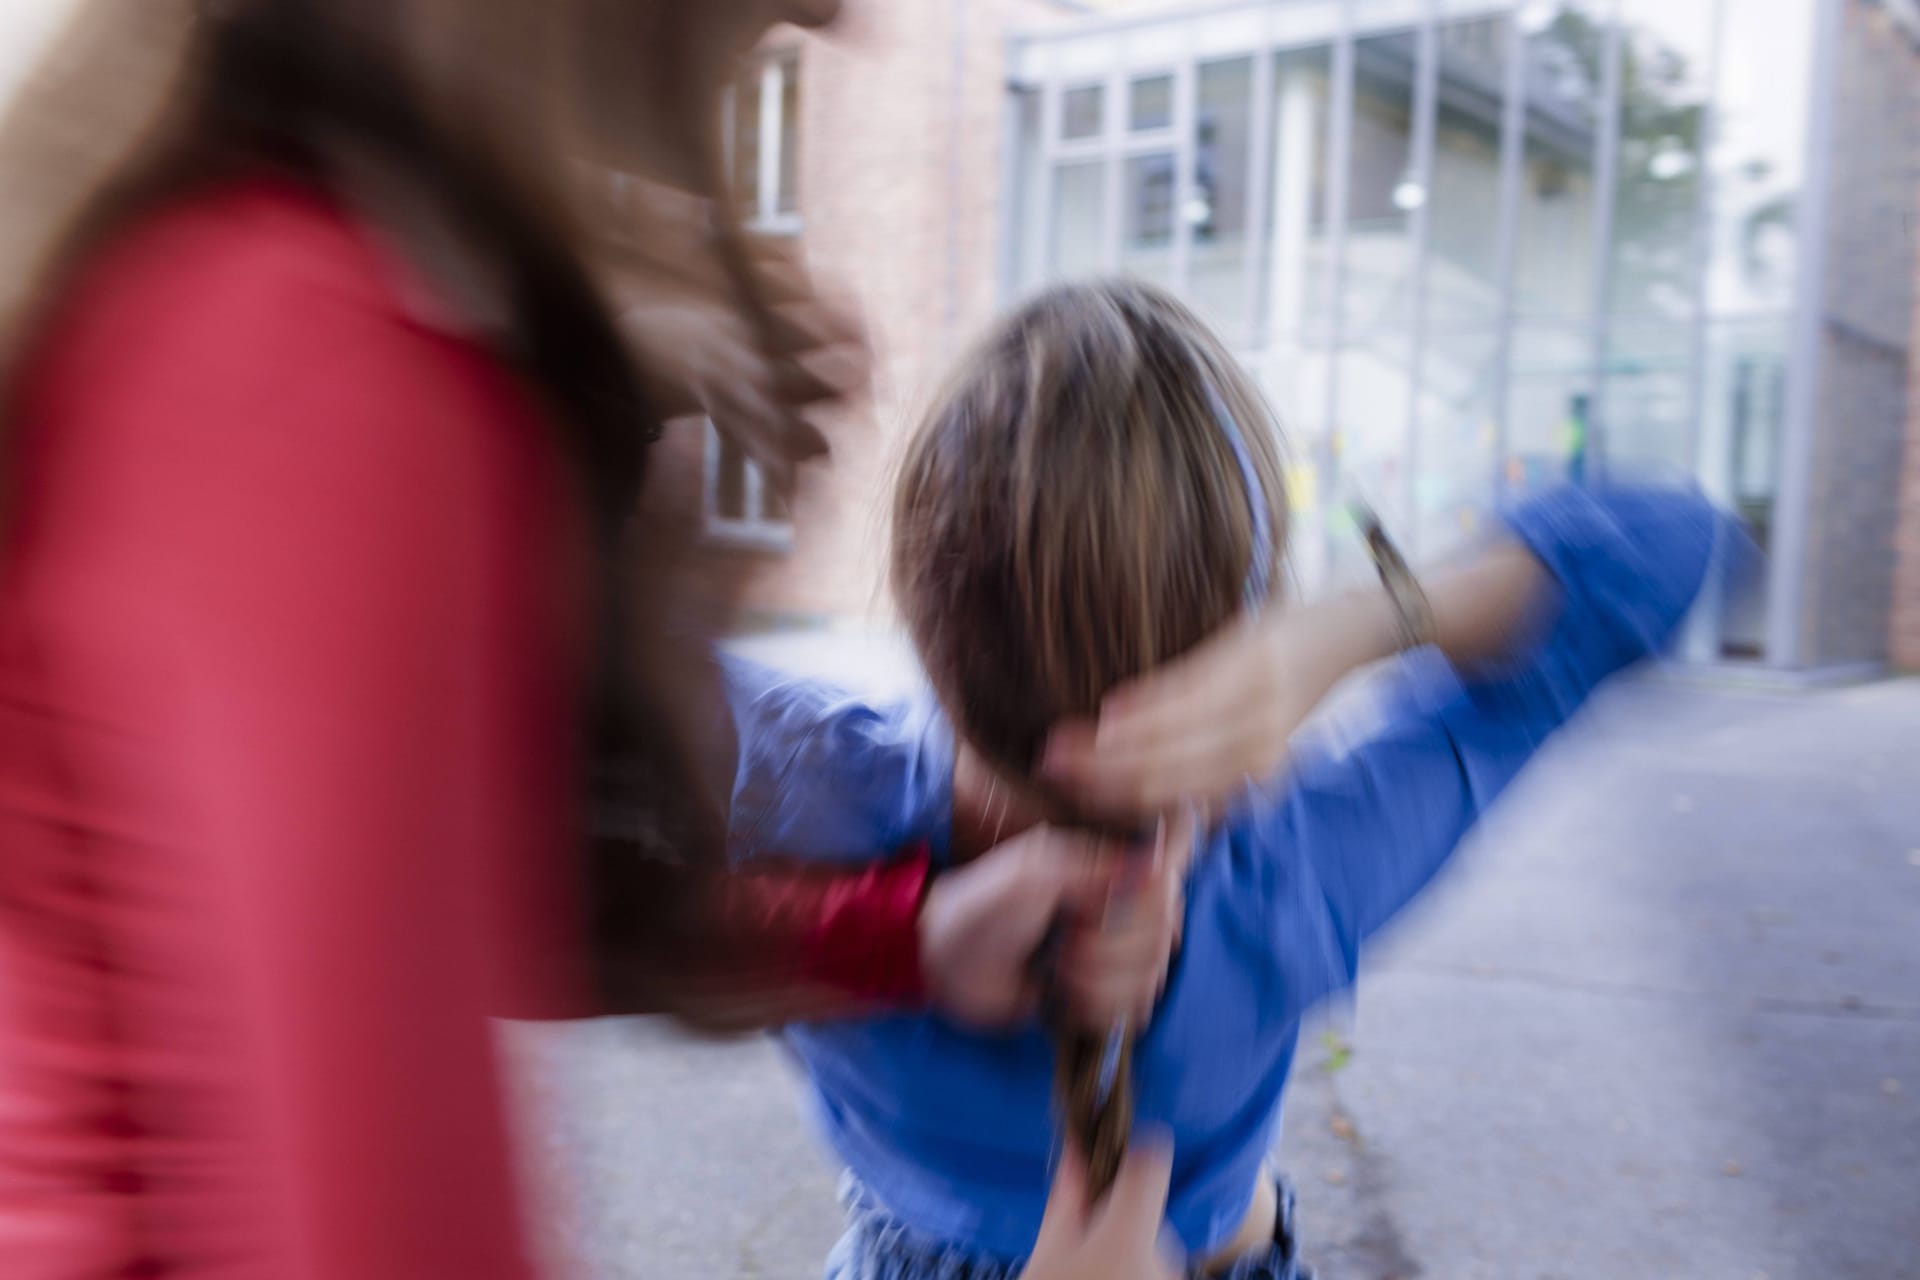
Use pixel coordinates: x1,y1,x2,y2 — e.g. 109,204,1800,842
0,0,791,1014
891,277,1291,1198
892,278,1289,790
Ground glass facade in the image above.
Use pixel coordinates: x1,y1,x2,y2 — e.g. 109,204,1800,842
1008,0,1825,664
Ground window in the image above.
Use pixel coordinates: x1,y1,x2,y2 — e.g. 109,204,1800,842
726,51,802,232
707,51,804,547
1129,74,1175,132
1511,3,1604,318
705,423,795,549
1061,83,1105,140
1050,159,1107,279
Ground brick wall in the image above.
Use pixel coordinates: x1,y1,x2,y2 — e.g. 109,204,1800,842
1878,1,1920,670
1797,0,1919,667
1895,172,1920,669
684,0,1051,627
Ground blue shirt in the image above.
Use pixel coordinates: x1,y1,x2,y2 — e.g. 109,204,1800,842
722,486,1720,1262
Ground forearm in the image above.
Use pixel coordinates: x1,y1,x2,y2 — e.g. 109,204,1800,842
1338,489,1714,687
1044,486,1715,821
1425,538,1555,669
1301,536,1552,686
592,850,931,1030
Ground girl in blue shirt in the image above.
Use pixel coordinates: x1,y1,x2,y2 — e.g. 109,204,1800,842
724,279,1719,1278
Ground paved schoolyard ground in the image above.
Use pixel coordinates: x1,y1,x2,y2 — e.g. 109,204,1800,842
501,637,1920,1280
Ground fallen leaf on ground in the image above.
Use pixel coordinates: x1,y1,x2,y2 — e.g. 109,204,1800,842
1319,1029,1352,1074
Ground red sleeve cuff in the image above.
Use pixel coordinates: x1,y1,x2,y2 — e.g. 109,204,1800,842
801,846,932,1007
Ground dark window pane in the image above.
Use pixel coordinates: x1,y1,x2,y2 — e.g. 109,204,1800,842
1426,12,1509,328
778,58,800,215
1706,0,1816,313
732,72,763,211
1413,325,1502,557
1122,152,1176,288
1191,57,1254,340
715,432,749,521
1700,319,1788,657
1511,4,1605,316
1344,29,1419,346
1130,74,1174,131
1505,322,1596,492
1062,84,1104,140
1605,0,1714,319
1050,160,1107,279
1601,322,1695,484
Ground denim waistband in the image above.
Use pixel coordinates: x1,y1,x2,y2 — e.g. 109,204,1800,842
821,1172,1314,1280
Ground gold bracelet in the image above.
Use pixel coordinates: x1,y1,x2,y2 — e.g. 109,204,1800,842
1351,502,1436,652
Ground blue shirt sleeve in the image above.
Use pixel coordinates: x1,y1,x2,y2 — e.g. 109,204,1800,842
722,654,956,865
1233,484,1721,1015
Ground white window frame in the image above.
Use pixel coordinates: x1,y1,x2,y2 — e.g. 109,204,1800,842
704,49,805,547
724,51,806,237
702,419,796,550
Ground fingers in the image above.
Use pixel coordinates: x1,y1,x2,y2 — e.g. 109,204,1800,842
1056,821,1193,1028
1019,828,1126,917
785,341,870,404
1155,806,1202,883
1031,1138,1181,1280
769,292,867,355
1038,615,1292,817
1090,1132,1177,1260
704,362,832,478
633,238,868,476
1042,711,1283,819
1033,1140,1093,1253
1105,615,1263,721
1058,927,1169,1026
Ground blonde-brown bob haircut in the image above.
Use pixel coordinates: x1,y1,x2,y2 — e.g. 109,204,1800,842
892,279,1290,803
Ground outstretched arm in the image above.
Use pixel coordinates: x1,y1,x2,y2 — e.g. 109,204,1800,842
1043,486,1718,820
1149,487,1720,1018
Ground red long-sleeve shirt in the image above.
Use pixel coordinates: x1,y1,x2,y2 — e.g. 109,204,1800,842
0,180,924,1277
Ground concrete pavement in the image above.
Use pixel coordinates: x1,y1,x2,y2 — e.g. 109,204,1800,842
502,644,1920,1279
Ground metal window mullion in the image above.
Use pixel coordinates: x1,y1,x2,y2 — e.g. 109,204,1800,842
1320,0,1357,456
1583,3,1625,484
1402,0,1441,549
758,59,783,225
745,448,766,524
1683,0,1732,477
1765,0,1845,670
702,421,721,526
1171,51,1199,295
1675,0,1735,664
999,66,1030,303
1243,14,1279,351
1103,62,1126,272
1487,0,1532,498
1054,139,1111,161
1037,77,1063,279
